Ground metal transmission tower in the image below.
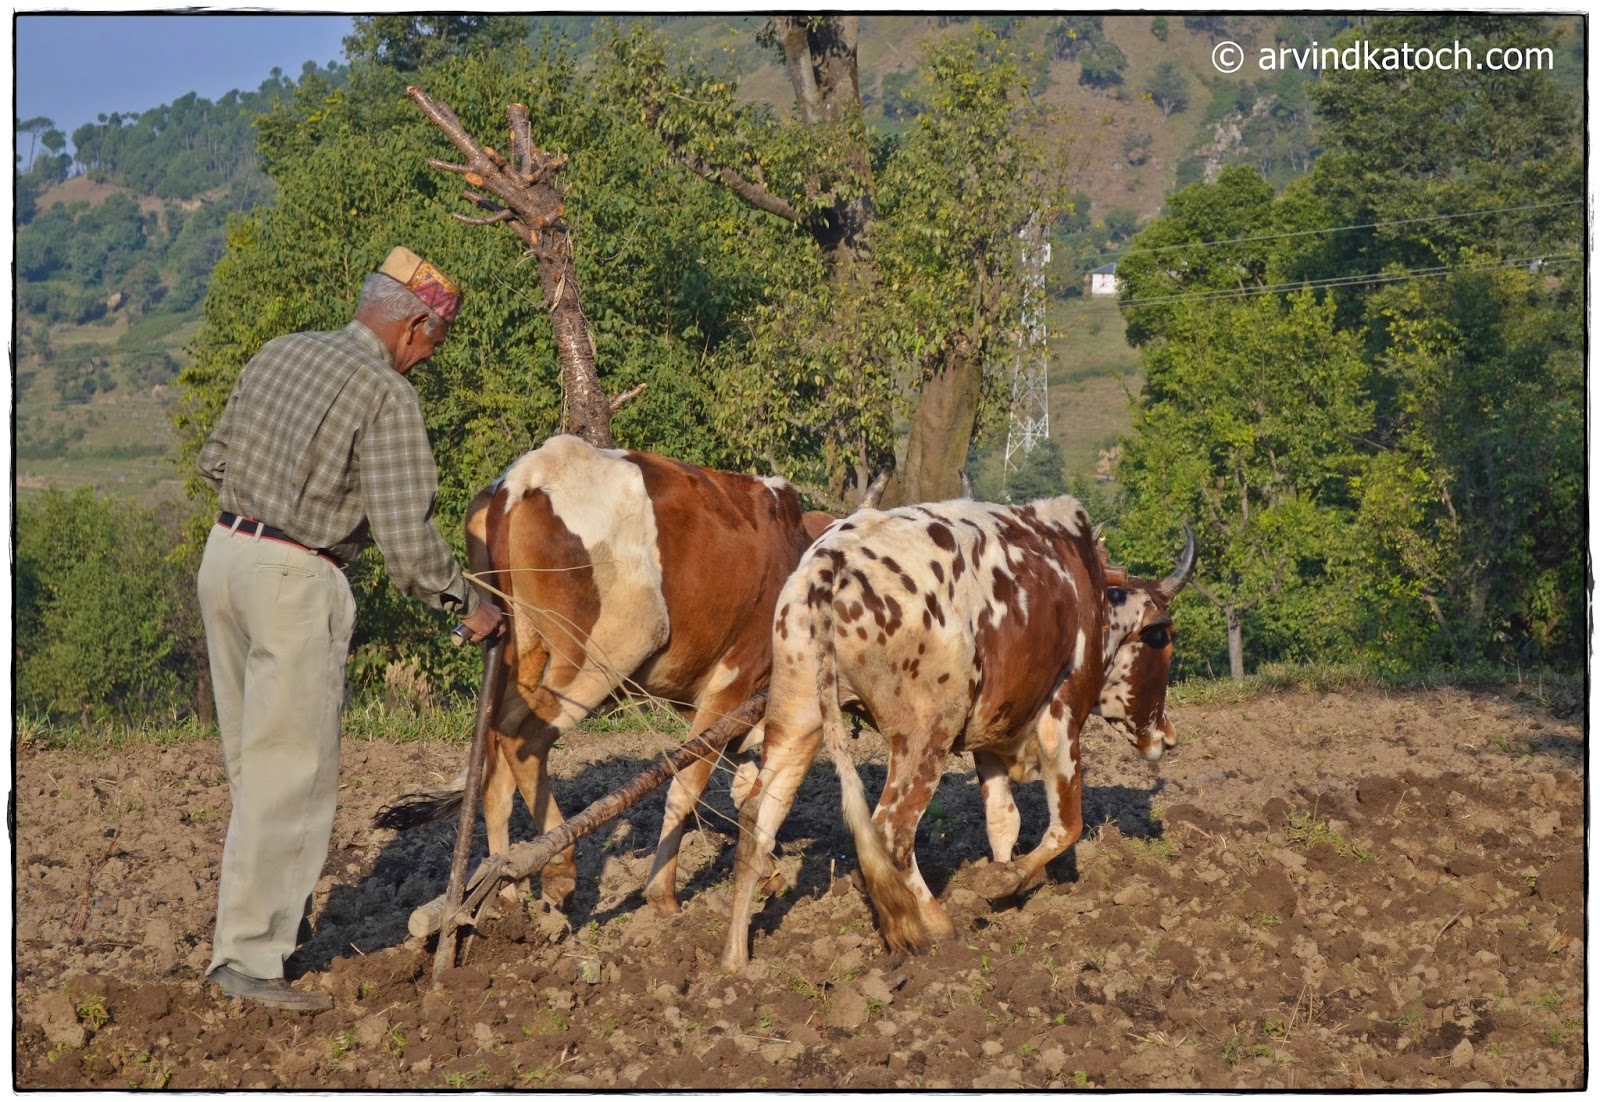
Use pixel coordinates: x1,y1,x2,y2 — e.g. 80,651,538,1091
1004,213,1051,478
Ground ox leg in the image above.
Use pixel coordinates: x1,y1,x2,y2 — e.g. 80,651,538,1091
481,736,530,908
644,686,763,917
870,752,955,945
519,728,580,909
1004,710,1085,897
721,721,822,970
729,720,766,811
973,749,1022,864
489,682,584,911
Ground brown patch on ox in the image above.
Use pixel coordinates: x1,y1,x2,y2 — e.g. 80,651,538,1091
882,595,904,637
500,486,600,706
629,454,810,705
967,523,1103,750
926,522,957,552
880,556,918,595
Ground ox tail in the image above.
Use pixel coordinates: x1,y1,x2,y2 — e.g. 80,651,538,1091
373,771,466,831
810,585,930,954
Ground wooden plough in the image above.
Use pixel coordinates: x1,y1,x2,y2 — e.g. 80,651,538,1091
420,689,767,984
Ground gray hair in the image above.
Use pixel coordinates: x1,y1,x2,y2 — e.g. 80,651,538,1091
360,274,449,339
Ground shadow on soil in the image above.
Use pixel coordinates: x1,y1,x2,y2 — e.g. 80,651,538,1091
294,749,1163,978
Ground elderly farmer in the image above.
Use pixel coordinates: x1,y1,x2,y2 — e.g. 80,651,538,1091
196,247,503,1011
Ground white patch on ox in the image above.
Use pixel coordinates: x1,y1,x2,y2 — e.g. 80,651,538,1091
697,659,743,702
498,434,670,691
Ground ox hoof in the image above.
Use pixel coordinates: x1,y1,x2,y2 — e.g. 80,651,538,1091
643,888,681,918
540,875,577,913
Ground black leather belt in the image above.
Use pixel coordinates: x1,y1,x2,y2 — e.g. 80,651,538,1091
217,512,343,568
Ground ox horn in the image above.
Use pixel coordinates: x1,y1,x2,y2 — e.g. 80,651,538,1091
958,468,973,499
1158,525,1197,599
857,468,891,510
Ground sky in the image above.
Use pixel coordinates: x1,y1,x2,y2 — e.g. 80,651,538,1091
12,12,354,158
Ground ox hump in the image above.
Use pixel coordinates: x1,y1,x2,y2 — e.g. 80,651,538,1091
499,434,663,595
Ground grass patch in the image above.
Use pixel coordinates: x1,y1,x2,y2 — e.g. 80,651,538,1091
1167,660,1582,719
17,710,215,753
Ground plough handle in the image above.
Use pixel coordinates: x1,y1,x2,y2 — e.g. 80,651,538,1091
432,630,508,986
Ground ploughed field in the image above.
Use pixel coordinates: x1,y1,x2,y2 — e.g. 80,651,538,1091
13,685,1585,1090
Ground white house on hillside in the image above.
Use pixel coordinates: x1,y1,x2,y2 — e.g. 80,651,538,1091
1087,262,1119,297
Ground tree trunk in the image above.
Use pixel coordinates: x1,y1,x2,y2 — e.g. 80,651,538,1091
1226,604,1246,680
900,352,984,504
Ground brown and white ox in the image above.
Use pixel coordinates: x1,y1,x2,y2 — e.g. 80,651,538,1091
380,434,829,916
722,495,1194,967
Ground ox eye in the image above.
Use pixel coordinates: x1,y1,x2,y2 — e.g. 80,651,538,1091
1141,625,1171,648
1107,587,1128,607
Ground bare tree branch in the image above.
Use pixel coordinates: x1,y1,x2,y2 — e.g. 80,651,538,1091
407,84,614,446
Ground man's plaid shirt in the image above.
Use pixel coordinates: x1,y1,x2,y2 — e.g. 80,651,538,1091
199,320,477,615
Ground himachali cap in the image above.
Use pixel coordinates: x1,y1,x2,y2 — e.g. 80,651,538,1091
379,246,462,323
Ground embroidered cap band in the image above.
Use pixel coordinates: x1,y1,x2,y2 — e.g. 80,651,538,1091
378,246,462,323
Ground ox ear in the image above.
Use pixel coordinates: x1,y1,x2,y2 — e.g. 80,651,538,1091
1103,564,1129,587
857,468,891,510
1157,525,1198,600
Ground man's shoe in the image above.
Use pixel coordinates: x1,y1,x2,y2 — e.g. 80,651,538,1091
208,965,332,1012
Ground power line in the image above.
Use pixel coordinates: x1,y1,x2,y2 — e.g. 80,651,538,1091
1120,254,1579,309
1091,200,1583,265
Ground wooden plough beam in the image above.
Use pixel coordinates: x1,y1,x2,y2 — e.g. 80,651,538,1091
417,692,768,958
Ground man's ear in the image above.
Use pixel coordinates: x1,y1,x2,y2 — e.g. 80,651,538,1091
404,313,430,343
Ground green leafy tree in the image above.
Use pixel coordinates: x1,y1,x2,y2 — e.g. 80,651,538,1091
1047,16,1103,61
343,15,527,71
16,489,192,723
1145,62,1189,117
1356,264,1583,664
1117,291,1372,679
1077,42,1127,89
613,18,1070,505
1307,15,1584,664
1117,164,1324,347
178,40,791,698
1004,438,1067,502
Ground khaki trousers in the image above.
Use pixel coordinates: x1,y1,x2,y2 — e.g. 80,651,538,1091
197,523,355,981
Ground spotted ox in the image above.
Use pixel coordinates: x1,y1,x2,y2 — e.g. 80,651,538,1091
378,434,821,916
722,496,1194,966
